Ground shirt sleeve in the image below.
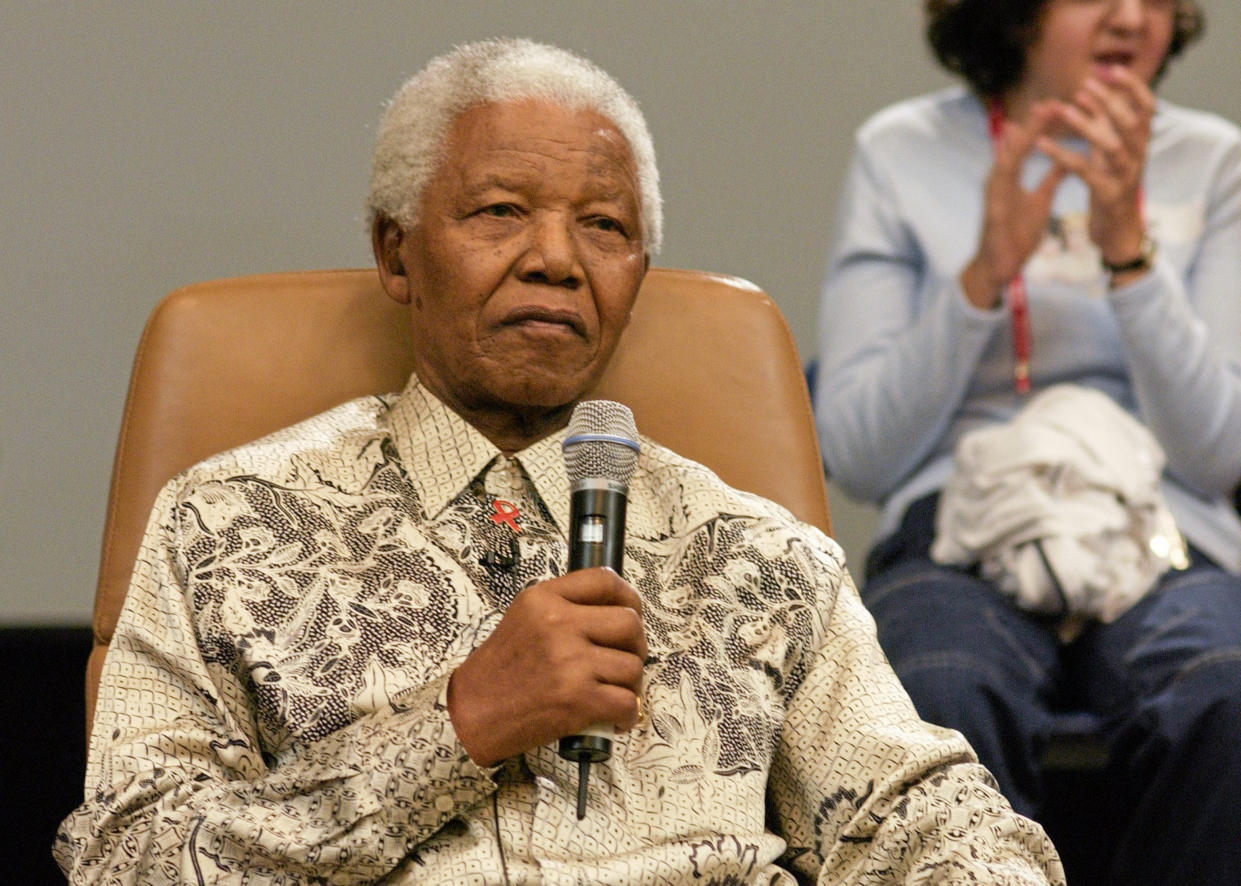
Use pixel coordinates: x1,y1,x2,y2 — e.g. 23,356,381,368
813,138,1005,502
55,482,501,885
766,541,1065,884
1108,134,1241,497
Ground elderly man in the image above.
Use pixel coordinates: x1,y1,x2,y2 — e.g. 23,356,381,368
57,39,1063,884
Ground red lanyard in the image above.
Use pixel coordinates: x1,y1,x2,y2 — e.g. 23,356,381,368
987,101,1032,395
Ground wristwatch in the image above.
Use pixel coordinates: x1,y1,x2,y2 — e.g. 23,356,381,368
1101,234,1157,275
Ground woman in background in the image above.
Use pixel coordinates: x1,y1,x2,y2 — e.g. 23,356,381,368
813,1,1241,881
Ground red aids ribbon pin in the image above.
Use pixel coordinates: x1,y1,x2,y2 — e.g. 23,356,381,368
490,499,522,533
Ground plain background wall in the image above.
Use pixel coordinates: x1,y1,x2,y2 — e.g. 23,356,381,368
3,1,1239,623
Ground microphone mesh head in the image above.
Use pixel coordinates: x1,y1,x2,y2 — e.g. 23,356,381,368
563,400,640,485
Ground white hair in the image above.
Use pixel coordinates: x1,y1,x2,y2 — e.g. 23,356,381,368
367,37,663,253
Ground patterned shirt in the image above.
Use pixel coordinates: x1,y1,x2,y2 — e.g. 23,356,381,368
57,376,1064,885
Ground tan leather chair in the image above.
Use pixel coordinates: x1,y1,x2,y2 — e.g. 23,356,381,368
88,267,832,734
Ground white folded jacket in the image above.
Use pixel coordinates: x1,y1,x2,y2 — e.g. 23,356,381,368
931,384,1187,638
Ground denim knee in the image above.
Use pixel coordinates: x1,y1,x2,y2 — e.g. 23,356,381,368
1146,645,1241,745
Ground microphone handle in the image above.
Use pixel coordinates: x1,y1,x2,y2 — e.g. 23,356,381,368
565,482,627,573
559,481,628,817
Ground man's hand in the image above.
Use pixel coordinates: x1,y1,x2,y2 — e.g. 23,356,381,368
447,567,648,767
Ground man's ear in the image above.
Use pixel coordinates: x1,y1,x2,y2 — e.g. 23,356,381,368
372,213,412,305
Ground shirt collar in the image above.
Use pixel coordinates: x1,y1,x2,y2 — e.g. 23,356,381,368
515,428,572,536
387,375,572,534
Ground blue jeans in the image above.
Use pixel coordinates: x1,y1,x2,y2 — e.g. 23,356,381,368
863,494,1241,884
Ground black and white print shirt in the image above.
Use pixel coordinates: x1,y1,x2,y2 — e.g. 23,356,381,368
57,376,1063,885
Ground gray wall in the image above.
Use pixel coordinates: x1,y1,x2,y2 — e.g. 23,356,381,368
4,1,1239,623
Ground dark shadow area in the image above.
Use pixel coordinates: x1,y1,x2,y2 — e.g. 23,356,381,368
1042,760,1123,885
1,626,93,885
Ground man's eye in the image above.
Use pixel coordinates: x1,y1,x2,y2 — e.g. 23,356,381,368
480,204,518,218
588,216,626,235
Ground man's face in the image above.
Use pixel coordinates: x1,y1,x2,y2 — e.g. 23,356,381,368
377,99,648,425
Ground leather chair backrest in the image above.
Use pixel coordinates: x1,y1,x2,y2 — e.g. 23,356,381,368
88,267,831,733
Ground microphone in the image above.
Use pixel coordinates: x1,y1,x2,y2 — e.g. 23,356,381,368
557,399,640,820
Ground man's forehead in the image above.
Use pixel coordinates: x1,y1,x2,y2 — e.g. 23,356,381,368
443,100,638,184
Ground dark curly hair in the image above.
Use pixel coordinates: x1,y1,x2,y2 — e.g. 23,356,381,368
925,0,1204,98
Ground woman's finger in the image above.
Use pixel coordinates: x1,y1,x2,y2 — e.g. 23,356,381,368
1079,77,1148,160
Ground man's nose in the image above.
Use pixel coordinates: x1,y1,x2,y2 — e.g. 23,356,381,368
517,212,582,286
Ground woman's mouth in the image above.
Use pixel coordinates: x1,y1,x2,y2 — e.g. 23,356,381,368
1093,51,1136,68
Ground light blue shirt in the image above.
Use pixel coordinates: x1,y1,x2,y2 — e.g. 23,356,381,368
815,87,1241,571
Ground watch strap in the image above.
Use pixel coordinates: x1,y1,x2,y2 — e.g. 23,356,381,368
1102,234,1156,275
